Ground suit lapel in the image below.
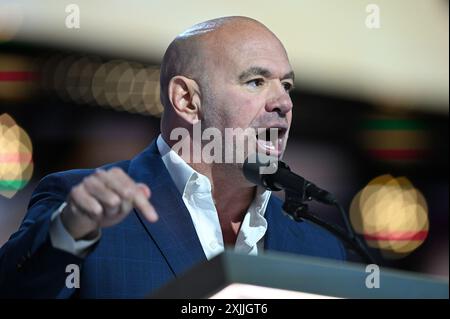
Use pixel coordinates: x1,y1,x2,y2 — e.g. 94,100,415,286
127,140,206,277
264,196,303,252
264,197,285,251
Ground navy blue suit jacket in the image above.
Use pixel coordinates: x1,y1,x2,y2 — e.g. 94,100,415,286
0,140,346,298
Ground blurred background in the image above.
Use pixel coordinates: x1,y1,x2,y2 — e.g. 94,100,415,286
0,0,448,278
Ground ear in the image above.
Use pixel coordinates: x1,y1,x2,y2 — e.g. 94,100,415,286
167,76,201,124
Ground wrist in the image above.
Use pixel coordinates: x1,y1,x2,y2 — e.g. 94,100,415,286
60,204,99,241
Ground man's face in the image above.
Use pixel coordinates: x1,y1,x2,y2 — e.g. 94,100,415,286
200,30,294,163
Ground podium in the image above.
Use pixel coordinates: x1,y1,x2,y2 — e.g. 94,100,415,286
150,251,448,299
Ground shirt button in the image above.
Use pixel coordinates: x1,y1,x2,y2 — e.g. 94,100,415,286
209,241,218,249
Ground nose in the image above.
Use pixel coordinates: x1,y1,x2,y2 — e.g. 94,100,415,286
265,81,293,116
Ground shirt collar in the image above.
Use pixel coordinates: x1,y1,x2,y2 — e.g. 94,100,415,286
156,134,271,207
157,134,197,195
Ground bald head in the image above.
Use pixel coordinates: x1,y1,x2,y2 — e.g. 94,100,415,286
159,16,284,109
159,16,294,178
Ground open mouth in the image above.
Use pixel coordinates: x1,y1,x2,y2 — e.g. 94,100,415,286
255,127,287,156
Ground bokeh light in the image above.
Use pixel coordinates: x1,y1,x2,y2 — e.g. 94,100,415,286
359,115,431,164
0,113,33,199
0,54,38,101
37,54,163,116
350,174,429,259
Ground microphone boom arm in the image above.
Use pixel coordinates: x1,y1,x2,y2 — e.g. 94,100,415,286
283,190,375,264
243,154,376,264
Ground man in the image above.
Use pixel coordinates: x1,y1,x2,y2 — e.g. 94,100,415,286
0,16,346,298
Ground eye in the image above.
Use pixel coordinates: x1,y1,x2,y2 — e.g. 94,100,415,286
282,82,294,92
246,78,265,88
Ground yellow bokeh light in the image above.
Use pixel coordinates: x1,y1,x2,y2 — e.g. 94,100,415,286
0,113,33,198
350,174,429,259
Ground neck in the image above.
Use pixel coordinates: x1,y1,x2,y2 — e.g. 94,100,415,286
162,132,257,244
161,132,256,217
200,164,256,246
190,162,256,220
193,162,256,246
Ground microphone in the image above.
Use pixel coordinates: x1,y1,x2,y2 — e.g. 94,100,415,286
243,153,335,205
243,153,376,264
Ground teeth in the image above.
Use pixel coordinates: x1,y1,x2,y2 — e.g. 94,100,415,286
254,127,285,155
257,139,275,151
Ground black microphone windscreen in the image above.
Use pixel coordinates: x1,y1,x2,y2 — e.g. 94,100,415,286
243,153,279,188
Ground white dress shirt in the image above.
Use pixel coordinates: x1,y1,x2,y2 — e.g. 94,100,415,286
157,135,271,259
49,135,271,259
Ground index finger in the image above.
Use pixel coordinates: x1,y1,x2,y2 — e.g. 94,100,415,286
132,191,158,223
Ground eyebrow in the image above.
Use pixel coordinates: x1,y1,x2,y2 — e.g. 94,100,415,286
238,66,295,82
